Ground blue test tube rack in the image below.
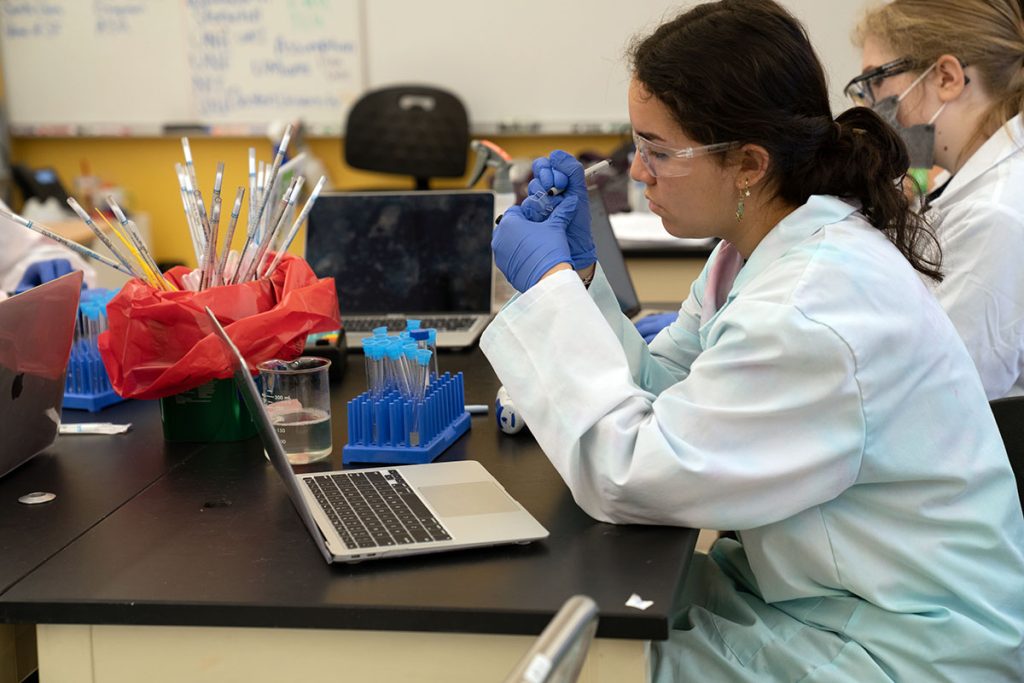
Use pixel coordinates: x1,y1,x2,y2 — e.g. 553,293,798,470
343,371,471,465
64,289,125,412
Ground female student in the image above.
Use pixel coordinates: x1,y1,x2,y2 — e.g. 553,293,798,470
850,0,1024,399
482,0,1024,680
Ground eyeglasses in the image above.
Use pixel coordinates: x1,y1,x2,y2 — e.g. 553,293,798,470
631,131,739,178
843,58,917,107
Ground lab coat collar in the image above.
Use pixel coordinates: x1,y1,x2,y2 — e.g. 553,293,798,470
726,195,859,299
932,114,1024,207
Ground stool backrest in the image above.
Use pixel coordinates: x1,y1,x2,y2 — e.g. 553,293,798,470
344,85,469,190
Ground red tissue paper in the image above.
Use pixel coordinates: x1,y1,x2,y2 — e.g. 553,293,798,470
99,253,340,400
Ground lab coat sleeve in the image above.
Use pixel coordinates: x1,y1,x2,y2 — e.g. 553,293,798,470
584,264,706,395
481,269,865,530
930,200,1024,399
0,244,97,293
647,270,707,378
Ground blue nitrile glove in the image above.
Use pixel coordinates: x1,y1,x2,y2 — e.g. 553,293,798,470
14,258,82,295
492,196,578,292
635,312,677,344
521,150,596,270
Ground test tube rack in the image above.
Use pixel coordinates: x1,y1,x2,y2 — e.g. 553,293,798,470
343,371,470,465
64,289,125,412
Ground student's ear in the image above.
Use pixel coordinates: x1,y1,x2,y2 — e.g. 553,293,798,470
934,53,969,102
735,144,771,191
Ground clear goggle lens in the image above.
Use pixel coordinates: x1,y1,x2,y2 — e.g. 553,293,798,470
632,131,738,178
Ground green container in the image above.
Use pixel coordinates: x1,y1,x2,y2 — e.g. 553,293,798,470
159,378,258,442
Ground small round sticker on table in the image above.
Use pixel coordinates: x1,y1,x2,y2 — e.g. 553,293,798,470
18,491,56,505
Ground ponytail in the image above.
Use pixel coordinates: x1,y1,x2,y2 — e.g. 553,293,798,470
809,108,943,280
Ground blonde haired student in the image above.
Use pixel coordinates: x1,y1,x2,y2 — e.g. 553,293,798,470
484,0,1024,679
851,0,1024,399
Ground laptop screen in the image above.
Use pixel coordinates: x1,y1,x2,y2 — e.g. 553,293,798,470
306,190,494,316
588,188,641,318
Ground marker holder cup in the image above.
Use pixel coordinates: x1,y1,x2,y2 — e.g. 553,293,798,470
159,378,257,442
343,371,470,465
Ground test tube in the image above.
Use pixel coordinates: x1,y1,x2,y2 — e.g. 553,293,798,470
399,344,415,397
410,330,433,385
385,341,405,396
409,348,432,446
424,329,439,381
361,338,374,396
401,344,418,399
413,349,431,403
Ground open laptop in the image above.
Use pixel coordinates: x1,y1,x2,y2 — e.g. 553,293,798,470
205,307,548,563
588,188,676,322
503,595,599,683
0,271,82,478
305,190,495,350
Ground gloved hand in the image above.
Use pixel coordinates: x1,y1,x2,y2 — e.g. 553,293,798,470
635,312,677,344
14,258,81,295
492,196,577,292
521,150,596,270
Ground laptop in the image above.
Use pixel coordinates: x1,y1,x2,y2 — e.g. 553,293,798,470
588,188,676,322
205,307,548,563
0,271,83,478
305,190,495,350
503,595,599,683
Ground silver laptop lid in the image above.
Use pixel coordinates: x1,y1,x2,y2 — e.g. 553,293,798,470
0,270,82,478
204,307,334,562
305,190,495,317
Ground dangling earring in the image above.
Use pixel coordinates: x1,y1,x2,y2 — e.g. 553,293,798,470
736,179,751,222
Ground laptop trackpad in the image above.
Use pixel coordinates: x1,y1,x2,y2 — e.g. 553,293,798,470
418,482,520,517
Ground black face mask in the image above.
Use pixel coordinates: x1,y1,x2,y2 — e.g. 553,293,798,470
872,94,942,170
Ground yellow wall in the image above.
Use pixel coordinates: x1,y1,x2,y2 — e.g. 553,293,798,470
9,134,627,268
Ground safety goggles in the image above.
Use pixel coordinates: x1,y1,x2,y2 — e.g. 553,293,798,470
632,131,739,178
843,58,917,107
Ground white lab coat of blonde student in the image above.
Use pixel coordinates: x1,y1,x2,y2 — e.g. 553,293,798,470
482,195,1024,681
855,0,1024,400
925,114,1024,399
0,199,95,293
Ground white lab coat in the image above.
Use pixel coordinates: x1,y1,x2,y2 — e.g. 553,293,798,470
481,195,1024,681
0,206,95,293
925,114,1024,399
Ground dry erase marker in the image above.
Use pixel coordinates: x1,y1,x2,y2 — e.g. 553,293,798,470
495,158,611,224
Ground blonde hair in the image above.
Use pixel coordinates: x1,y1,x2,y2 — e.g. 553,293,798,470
856,0,1024,150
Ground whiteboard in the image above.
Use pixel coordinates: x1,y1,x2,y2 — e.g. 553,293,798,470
364,0,865,133
0,0,364,135
0,0,865,136
363,0,673,134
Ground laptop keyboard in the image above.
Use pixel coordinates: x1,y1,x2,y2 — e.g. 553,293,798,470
305,470,452,550
345,316,479,333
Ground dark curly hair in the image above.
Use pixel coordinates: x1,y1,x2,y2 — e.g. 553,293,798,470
629,0,942,280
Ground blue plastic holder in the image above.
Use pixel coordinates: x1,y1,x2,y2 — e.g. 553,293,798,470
343,371,470,465
64,289,125,412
